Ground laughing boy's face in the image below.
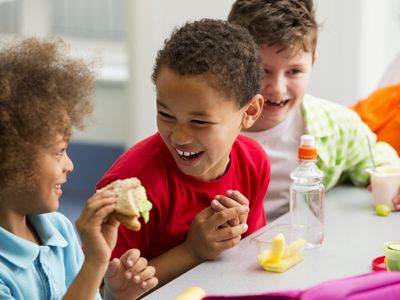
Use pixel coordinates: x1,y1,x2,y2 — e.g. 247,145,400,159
156,67,248,181
251,45,315,131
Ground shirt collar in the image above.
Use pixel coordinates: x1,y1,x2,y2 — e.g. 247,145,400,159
0,214,68,269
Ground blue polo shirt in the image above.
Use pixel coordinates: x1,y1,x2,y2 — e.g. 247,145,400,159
0,212,101,299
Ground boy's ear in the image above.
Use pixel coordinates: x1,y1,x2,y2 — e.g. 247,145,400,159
242,94,264,128
312,51,318,65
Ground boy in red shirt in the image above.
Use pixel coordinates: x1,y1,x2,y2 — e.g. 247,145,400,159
97,19,271,287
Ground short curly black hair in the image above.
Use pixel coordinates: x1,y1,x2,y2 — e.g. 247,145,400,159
228,0,318,55
0,37,95,196
152,18,263,108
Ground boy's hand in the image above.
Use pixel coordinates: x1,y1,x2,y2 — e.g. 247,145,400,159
393,187,400,211
104,249,158,300
369,185,400,211
75,191,119,265
184,205,249,261
211,190,249,226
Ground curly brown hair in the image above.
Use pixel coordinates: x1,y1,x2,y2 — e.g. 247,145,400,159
228,0,318,55
0,37,95,196
151,18,263,108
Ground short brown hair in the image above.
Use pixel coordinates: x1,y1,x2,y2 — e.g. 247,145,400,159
152,18,263,108
228,0,318,55
0,37,95,195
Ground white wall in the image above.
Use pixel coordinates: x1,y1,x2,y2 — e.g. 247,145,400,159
125,0,234,146
72,0,400,147
310,0,400,103
72,83,129,145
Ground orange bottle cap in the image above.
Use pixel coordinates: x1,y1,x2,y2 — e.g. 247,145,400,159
298,145,317,160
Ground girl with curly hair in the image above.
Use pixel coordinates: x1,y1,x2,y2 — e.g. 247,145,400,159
0,37,157,299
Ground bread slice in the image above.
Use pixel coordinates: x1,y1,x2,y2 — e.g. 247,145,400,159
97,177,152,231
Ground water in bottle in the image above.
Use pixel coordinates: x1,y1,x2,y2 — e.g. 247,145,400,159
290,135,325,248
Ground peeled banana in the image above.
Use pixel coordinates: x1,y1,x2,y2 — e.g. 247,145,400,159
257,234,306,273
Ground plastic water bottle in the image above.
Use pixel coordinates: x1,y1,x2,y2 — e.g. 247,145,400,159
290,135,325,248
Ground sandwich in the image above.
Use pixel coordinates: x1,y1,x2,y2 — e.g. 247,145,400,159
97,177,152,231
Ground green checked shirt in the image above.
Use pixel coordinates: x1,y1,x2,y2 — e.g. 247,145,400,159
303,94,400,190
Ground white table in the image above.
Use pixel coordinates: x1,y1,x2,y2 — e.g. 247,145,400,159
144,186,400,299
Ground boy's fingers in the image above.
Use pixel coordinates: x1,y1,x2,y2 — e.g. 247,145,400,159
133,265,156,283
212,195,248,225
107,214,120,226
104,258,120,279
211,200,242,226
393,194,400,210
120,248,141,269
214,235,242,252
395,187,400,210
86,191,116,208
87,196,117,211
142,277,159,291
216,223,248,242
80,196,116,220
214,195,239,209
210,199,225,212
211,201,241,226
226,190,249,206
125,257,148,279
210,206,249,228
229,219,241,227
197,206,216,219
87,202,116,226
213,190,249,209
76,198,116,231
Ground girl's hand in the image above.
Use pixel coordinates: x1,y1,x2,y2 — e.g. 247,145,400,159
75,191,119,265
211,190,250,226
104,249,158,300
184,205,249,261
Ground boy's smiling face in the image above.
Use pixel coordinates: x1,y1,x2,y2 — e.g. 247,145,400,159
251,45,315,131
156,67,252,181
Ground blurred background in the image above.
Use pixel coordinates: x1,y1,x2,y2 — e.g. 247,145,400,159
1,0,399,224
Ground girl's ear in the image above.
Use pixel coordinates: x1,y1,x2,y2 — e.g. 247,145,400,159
242,94,264,129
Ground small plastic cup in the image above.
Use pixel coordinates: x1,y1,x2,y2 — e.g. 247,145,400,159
384,241,400,271
252,224,306,259
366,166,400,210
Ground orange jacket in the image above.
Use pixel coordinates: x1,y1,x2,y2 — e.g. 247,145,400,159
351,84,400,155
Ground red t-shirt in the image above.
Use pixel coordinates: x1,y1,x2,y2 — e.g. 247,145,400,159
96,133,270,259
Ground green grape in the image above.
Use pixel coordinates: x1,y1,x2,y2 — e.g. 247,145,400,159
375,204,391,217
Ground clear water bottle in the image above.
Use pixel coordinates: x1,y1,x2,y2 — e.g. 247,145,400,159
290,135,325,248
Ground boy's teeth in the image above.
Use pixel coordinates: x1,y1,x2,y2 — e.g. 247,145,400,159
269,99,285,104
267,99,289,107
176,149,199,157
